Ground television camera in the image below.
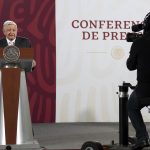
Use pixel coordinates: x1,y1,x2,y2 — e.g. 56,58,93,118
127,12,150,42
126,23,144,42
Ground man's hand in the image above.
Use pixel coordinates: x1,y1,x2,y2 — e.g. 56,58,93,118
32,59,36,68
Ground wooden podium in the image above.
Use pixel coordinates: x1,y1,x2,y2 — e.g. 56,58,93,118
0,47,40,149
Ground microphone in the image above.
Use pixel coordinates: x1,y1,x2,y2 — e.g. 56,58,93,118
132,24,144,32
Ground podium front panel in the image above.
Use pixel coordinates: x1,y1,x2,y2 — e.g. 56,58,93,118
0,70,34,145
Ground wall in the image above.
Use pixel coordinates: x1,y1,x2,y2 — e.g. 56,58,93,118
56,0,150,122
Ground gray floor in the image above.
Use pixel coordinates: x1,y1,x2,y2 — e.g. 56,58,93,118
33,122,137,149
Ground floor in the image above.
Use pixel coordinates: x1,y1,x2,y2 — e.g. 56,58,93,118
3,122,150,150
33,122,135,150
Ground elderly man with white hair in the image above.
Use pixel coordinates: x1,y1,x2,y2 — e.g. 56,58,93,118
0,20,36,70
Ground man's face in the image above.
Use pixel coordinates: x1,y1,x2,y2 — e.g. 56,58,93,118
3,24,17,41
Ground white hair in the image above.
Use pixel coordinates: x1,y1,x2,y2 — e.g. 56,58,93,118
3,20,17,28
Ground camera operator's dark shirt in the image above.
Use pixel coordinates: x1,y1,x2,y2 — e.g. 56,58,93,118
127,31,150,98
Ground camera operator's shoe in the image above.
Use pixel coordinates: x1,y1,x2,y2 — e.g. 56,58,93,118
131,139,150,150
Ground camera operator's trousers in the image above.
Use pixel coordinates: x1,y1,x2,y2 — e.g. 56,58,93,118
128,91,149,142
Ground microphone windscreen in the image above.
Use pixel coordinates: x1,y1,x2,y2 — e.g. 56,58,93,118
132,24,144,32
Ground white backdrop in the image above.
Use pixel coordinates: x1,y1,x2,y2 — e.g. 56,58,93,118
56,0,150,122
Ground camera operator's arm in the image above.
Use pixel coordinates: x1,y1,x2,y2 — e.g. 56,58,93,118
126,42,138,70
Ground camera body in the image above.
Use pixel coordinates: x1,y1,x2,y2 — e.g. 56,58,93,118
126,32,143,42
126,12,150,42
126,24,144,42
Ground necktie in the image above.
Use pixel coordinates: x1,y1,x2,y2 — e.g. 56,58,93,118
8,41,14,46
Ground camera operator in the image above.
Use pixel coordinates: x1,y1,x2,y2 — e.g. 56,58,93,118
127,12,150,150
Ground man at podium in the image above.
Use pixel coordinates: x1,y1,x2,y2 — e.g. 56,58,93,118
0,20,36,68
0,20,39,147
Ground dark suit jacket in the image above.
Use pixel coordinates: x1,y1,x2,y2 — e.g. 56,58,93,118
0,36,33,72
0,36,31,48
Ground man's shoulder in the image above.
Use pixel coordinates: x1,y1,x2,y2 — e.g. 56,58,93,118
0,37,6,42
16,36,31,48
0,37,7,47
16,36,30,41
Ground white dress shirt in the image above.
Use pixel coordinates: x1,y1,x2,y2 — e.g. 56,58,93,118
6,38,16,46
